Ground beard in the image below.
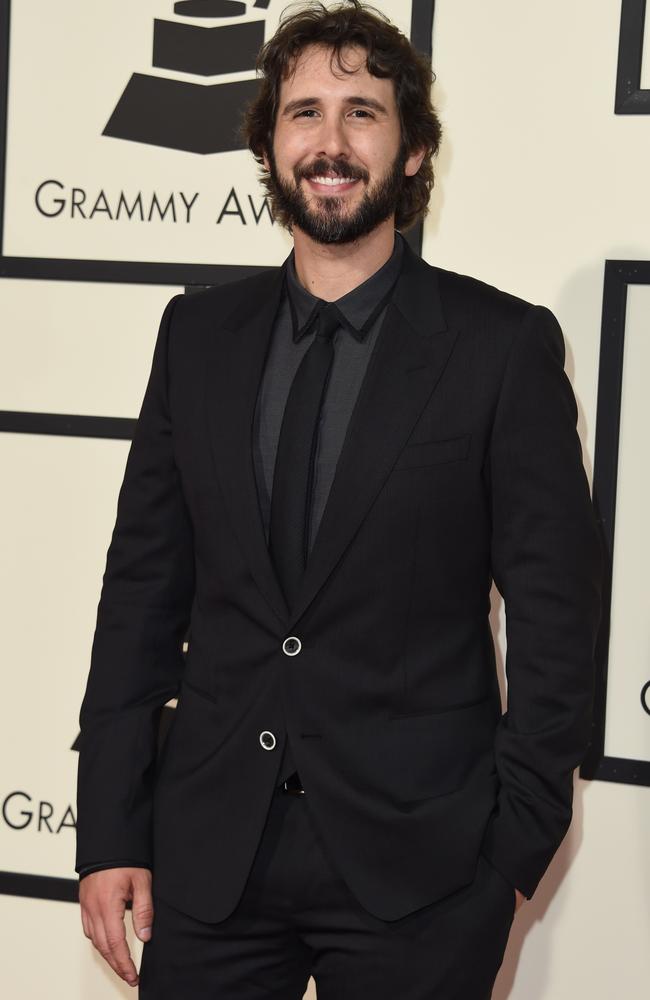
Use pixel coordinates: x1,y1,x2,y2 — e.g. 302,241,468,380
265,143,408,245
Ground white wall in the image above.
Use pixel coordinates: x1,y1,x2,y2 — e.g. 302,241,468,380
427,2,650,996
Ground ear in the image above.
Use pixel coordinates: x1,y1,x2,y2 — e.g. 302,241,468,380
262,148,271,172
404,145,427,178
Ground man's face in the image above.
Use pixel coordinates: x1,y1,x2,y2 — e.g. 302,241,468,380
263,43,424,244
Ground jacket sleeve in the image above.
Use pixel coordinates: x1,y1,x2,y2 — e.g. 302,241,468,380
481,303,604,899
77,860,151,881
75,293,195,874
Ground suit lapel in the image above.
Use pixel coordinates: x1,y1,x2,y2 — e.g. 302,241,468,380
205,240,458,630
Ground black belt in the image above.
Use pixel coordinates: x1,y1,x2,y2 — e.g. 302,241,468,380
281,771,305,795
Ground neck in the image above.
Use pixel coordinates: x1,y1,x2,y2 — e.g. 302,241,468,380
292,218,396,302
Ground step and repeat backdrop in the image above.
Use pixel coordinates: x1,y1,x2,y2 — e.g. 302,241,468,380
1,1,649,997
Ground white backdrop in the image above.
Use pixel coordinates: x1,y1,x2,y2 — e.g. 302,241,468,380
1,1,649,997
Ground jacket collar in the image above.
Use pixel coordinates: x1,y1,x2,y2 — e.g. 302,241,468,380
286,230,405,343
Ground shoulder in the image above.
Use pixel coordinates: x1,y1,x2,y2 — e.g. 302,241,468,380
432,262,536,330
160,267,282,374
171,267,281,327
427,260,563,358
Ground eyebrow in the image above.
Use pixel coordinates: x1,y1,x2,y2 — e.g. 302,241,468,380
280,96,389,117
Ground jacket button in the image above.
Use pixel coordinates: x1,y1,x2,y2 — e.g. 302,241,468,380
259,731,276,750
282,636,301,655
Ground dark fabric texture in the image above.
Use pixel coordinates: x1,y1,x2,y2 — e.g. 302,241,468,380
138,786,516,999
75,236,604,924
269,300,339,786
78,232,404,869
269,301,353,614
269,300,340,785
253,231,404,554
267,236,403,785
77,234,405,870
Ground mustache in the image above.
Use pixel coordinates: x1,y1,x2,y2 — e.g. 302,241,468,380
296,159,368,182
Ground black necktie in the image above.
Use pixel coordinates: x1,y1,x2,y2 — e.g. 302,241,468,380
269,300,341,612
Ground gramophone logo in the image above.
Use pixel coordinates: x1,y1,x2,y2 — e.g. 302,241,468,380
103,0,272,155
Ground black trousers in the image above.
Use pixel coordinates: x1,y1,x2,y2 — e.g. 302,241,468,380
139,783,515,999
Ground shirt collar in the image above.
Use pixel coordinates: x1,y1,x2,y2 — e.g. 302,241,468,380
286,229,405,343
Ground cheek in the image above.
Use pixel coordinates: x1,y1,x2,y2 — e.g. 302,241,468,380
274,129,309,165
352,140,393,175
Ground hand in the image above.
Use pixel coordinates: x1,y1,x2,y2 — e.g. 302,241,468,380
79,867,153,988
514,887,526,913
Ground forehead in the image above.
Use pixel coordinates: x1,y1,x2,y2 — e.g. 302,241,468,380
280,43,396,106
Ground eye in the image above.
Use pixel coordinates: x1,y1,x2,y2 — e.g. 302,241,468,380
293,108,373,119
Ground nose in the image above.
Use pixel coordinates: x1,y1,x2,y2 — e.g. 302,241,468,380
315,115,353,163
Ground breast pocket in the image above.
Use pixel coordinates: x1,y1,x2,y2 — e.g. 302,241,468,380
392,433,471,471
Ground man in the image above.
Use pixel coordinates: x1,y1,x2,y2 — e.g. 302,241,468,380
76,1,603,996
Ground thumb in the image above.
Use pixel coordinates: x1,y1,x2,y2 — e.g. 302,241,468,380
130,874,154,942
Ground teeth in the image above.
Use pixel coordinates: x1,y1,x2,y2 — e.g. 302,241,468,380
310,176,356,186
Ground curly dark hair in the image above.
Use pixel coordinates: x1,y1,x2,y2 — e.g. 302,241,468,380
239,0,443,232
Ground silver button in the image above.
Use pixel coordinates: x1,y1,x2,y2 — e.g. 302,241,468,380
282,636,301,655
259,731,276,750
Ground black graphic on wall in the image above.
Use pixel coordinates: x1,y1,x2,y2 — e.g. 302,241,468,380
104,0,271,154
580,259,650,788
615,0,650,113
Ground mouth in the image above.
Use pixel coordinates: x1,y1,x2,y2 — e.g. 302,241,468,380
305,175,361,194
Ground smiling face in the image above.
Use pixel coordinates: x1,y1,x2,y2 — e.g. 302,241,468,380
262,43,425,245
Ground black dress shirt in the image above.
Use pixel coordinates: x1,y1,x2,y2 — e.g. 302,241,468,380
77,230,405,880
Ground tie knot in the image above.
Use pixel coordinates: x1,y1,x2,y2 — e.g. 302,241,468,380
314,302,340,343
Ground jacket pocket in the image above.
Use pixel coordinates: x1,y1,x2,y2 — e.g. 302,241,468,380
378,696,497,803
393,433,471,471
388,693,491,721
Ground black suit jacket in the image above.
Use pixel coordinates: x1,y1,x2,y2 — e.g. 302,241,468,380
75,239,603,923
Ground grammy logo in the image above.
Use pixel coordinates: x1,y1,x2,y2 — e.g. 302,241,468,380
103,0,271,154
